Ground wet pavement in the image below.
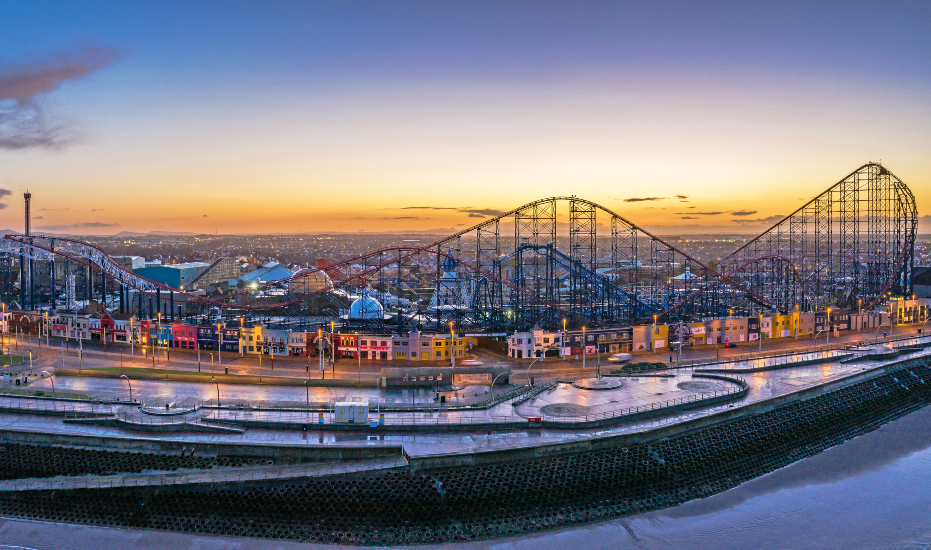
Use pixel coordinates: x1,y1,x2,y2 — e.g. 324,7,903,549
0,345,926,461
2,401,931,549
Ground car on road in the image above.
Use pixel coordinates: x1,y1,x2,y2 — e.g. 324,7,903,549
458,359,483,366
607,353,632,363
724,342,737,348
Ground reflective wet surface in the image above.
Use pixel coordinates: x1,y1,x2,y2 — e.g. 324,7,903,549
2,401,930,549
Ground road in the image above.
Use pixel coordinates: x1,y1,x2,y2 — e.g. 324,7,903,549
0,322,923,397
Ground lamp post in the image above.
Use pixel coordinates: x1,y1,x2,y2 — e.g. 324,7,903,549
582,325,587,369
652,315,657,354
826,308,832,346
449,321,455,368
562,318,567,360
304,379,309,409
491,371,508,398
355,331,360,381
318,328,323,379
120,374,133,404
129,317,134,355
41,370,54,396
759,313,763,356
330,320,335,367
217,323,223,366
44,311,48,346
240,317,245,357
795,304,799,339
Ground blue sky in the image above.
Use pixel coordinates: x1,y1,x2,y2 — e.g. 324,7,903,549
0,1,929,233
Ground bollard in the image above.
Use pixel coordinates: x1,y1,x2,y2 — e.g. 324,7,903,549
379,413,385,426
318,412,324,425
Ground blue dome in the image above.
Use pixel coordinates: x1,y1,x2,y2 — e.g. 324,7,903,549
349,295,384,320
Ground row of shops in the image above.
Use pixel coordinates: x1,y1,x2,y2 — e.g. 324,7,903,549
0,311,474,361
507,299,931,359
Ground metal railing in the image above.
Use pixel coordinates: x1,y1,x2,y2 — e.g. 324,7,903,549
0,397,110,415
202,375,747,428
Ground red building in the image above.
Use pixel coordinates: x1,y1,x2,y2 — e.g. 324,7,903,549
172,322,198,349
334,332,358,359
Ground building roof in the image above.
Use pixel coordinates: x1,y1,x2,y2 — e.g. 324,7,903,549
349,295,384,320
237,262,294,284
162,262,211,270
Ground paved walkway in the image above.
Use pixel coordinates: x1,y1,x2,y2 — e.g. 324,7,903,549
0,345,924,463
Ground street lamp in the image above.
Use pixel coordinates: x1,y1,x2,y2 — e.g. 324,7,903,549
449,321,455,368
562,318,567,360
826,307,832,346
318,328,324,379
239,316,245,357
794,304,799,339
330,320,335,367
217,322,223,366
652,315,658,354
490,371,508,398
759,313,763,355
354,330,360,381
41,370,54,396
120,374,133,404
582,325,587,369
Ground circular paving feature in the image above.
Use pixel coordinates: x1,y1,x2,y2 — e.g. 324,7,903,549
539,403,593,417
677,380,726,392
571,378,625,391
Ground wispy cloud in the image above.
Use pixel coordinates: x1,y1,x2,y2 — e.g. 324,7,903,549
730,210,758,216
35,221,120,231
679,216,699,219
0,44,120,150
732,215,783,224
385,216,424,220
675,211,726,215
675,195,688,200
396,206,505,218
623,197,667,203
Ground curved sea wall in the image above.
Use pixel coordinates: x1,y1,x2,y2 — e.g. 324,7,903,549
0,360,928,545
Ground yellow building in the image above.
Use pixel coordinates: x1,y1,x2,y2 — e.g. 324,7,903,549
240,325,264,355
769,313,794,339
651,324,669,351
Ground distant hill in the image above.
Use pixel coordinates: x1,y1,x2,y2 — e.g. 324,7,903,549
113,231,204,237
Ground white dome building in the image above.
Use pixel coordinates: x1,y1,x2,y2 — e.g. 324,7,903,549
289,269,332,294
348,295,384,320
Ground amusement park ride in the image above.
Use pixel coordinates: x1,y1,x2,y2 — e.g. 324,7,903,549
0,163,917,333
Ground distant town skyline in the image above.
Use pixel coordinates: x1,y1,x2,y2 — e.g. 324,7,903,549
0,1,929,235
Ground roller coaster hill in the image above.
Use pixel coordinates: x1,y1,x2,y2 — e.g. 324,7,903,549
0,163,917,333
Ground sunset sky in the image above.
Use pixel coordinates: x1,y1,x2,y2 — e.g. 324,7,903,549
0,1,929,235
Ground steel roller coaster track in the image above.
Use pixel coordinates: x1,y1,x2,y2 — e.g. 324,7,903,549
0,163,916,331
